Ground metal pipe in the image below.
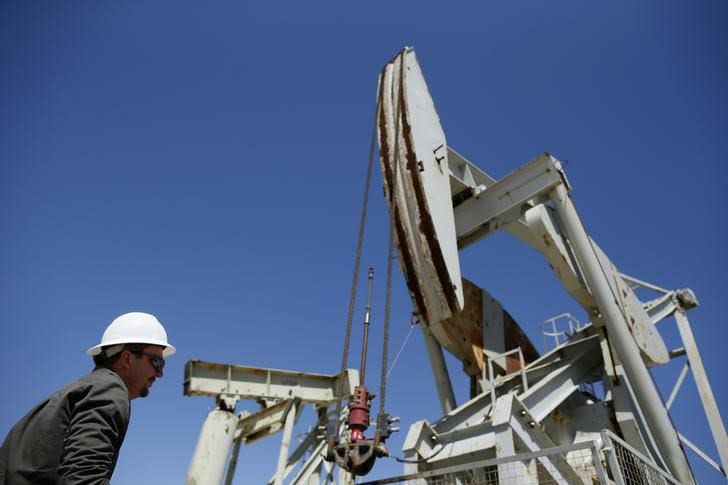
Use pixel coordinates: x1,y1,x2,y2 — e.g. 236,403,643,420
273,401,299,485
359,267,374,384
549,183,694,484
421,327,456,414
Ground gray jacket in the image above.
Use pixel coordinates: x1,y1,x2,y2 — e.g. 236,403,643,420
0,368,131,485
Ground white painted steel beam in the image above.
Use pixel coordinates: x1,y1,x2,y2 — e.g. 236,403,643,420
223,439,242,485
454,153,563,248
401,420,440,474
289,440,327,485
288,417,346,485
272,399,299,485
430,389,493,435
421,327,457,414
523,204,594,311
237,398,300,444
678,432,726,476
508,399,582,484
183,360,358,406
674,309,728,476
665,362,690,410
276,425,320,481
519,335,602,423
549,182,694,484
597,330,654,459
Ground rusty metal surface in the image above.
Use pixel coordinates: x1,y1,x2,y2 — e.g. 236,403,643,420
438,278,484,376
430,278,538,377
377,48,463,326
503,310,539,373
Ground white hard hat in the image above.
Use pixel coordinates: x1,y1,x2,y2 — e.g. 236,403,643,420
87,312,176,357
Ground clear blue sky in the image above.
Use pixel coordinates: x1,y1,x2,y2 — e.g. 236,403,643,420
1,1,726,483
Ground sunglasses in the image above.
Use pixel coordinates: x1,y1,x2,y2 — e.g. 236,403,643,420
132,351,165,372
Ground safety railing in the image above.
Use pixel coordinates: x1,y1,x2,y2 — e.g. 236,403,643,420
482,347,528,415
600,430,681,485
541,313,584,353
359,430,683,485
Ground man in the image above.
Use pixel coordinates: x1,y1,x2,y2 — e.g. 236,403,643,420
0,312,175,484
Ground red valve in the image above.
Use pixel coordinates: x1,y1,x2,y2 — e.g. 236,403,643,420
348,385,371,441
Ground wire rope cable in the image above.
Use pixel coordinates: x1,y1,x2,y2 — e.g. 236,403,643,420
386,318,417,379
333,85,381,426
377,48,407,420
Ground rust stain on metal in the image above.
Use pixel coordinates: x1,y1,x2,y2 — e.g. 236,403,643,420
398,78,460,317
440,278,484,376
377,60,429,324
503,312,539,373
435,279,539,376
541,234,552,248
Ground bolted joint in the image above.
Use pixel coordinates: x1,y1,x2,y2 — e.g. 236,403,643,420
216,394,238,412
375,413,395,441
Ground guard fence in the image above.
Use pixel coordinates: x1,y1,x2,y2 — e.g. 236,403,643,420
359,430,680,485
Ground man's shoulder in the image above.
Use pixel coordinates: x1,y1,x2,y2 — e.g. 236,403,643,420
80,368,124,385
78,369,128,396
56,369,128,402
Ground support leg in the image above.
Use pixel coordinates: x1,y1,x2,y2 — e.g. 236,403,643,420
422,327,456,413
273,400,299,485
674,309,728,475
186,408,238,485
549,183,694,484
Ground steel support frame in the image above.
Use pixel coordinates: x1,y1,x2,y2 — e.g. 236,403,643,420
549,181,694,483
443,151,706,483
224,439,242,485
272,399,299,485
491,395,537,484
518,334,602,423
186,407,239,485
401,395,588,481
453,153,562,247
185,362,360,485
184,361,359,406
288,440,327,485
400,332,604,475
421,327,457,414
285,415,348,485
448,151,595,313
484,347,528,414
508,398,582,484
673,309,728,476
267,422,322,484
376,440,608,485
